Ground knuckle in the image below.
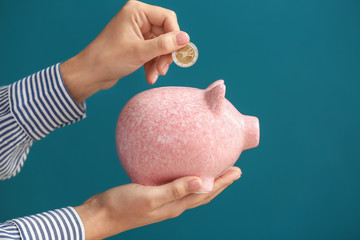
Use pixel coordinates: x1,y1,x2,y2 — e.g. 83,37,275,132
168,10,177,18
171,186,184,200
123,2,133,11
158,36,172,53
147,198,157,209
125,0,137,8
142,192,157,209
123,1,141,13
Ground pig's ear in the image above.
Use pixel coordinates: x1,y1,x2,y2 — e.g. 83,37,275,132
204,80,226,115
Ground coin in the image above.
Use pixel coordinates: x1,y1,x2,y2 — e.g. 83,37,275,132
172,42,198,68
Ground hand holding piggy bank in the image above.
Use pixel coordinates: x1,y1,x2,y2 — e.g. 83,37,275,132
116,80,259,192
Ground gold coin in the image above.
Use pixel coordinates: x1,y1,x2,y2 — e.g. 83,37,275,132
172,42,198,68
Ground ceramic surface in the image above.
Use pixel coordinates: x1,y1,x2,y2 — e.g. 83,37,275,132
116,80,260,192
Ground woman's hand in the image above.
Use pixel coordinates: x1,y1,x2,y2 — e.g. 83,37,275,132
74,167,242,240
61,0,190,104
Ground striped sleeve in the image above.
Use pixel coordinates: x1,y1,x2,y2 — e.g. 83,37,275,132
0,63,86,180
0,207,85,240
0,222,21,239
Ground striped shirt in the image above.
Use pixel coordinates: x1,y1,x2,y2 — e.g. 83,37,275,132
0,63,86,239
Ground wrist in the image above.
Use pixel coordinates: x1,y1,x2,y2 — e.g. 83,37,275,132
74,197,108,240
74,195,125,240
60,53,102,104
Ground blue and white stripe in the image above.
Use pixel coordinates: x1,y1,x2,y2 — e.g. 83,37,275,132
0,63,87,239
0,63,86,180
9,63,85,140
0,207,85,240
0,86,33,180
0,222,21,239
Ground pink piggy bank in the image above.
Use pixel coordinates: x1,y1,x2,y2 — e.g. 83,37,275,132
116,80,260,192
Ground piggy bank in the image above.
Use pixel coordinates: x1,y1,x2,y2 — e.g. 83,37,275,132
116,80,259,192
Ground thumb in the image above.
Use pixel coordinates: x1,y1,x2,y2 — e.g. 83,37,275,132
153,176,203,205
142,31,190,62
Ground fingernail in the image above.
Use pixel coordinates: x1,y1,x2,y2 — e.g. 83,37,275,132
162,64,169,75
188,179,201,192
151,74,158,84
176,32,189,45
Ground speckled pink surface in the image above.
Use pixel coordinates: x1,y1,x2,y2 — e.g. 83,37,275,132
116,80,260,192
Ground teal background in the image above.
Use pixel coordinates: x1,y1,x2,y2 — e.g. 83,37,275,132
1,0,359,239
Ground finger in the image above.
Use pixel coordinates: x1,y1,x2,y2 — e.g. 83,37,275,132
149,176,203,208
144,57,156,73
143,31,155,41
156,54,173,75
159,167,241,212
151,26,165,37
141,31,189,63
189,167,242,209
139,2,180,32
190,175,241,209
145,57,159,84
189,186,228,209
